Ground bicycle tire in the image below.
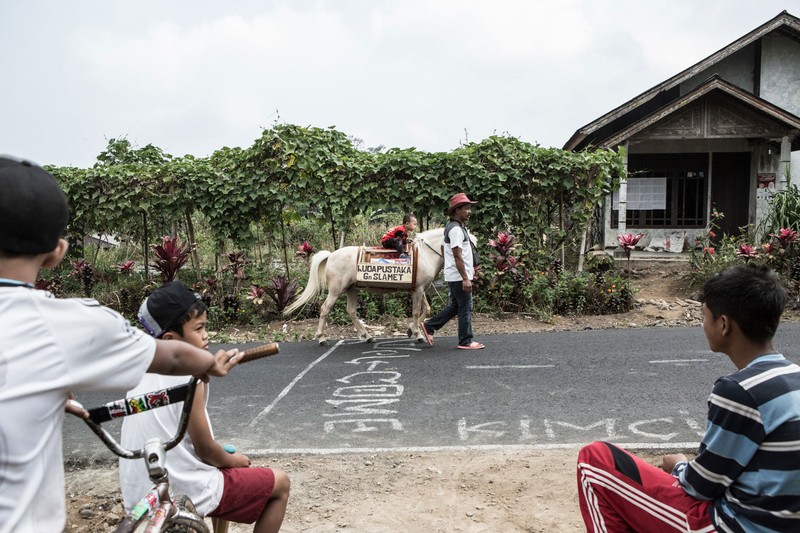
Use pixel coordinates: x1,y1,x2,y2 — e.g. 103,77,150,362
164,494,209,533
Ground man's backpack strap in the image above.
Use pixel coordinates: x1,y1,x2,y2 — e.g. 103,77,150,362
443,220,467,244
444,220,479,267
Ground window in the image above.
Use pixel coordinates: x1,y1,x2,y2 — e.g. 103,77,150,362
612,153,707,228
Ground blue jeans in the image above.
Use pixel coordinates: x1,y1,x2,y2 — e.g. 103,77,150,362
424,281,473,346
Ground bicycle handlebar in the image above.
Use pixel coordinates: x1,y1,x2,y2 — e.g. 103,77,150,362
72,342,279,459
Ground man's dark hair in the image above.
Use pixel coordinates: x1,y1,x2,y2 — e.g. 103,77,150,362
701,264,787,342
169,299,208,337
403,213,416,224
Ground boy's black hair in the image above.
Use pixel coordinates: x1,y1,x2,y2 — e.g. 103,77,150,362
169,299,208,337
701,264,786,342
403,213,416,224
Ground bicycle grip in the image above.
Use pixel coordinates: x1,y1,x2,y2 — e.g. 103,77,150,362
238,342,279,364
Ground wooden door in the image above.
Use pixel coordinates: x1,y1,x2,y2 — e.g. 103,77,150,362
711,152,750,237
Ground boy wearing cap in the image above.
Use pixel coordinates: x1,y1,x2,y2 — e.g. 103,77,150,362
420,192,485,350
121,281,290,533
0,156,239,533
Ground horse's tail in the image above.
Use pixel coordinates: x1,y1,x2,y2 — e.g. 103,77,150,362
284,250,332,315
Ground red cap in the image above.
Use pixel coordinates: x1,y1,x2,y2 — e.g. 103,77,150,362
447,192,477,214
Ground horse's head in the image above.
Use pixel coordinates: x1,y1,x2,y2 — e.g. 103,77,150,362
413,228,446,278
410,226,480,290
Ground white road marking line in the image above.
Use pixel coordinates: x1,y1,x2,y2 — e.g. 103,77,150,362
246,441,702,455
465,364,556,369
248,339,344,427
649,359,708,364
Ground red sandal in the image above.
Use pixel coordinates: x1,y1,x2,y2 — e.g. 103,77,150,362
420,322,434,346
457,342,485,350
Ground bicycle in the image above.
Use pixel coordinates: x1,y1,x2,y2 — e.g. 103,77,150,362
69,342,280,533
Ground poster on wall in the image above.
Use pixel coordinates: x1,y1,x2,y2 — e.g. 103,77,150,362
612,177,667,210
757,172,776,199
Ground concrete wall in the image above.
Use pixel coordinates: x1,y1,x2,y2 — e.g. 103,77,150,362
760,33,800,116
679,42,755,94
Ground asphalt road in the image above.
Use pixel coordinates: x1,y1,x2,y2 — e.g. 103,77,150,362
62,324,800,461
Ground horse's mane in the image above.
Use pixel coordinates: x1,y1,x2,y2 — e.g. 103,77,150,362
416,227,445,241
416,225,477,246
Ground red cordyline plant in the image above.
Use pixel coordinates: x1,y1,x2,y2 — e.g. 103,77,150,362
35,278,55,291
770,228,797,249
152,236,194,283
265,276,299,314
70,259,96,297
617,233,645,260
246,284,267,306
116,260,135,275
736,244,758,262
296,241,316,260
194,276,220,303
618,232,645,275
222,251,251,293
488,231,522,274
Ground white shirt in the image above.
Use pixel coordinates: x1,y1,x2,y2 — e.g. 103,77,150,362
119,374,222,516
443,224,475,282
0,287,156,533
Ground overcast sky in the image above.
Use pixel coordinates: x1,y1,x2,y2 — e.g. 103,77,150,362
0,1,795,168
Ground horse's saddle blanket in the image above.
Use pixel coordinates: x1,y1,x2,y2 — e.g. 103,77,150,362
355,247,417,289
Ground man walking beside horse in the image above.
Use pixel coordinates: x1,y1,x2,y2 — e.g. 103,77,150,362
421,193,485,350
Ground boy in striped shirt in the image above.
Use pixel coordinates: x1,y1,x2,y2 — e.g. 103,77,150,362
577,264,800,532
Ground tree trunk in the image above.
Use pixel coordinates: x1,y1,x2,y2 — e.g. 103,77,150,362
577,227,588,272
329,209,337,250
143,212,149,281
92,234,103,263
559,193,565,266
185,209,201,283
280,214,290,279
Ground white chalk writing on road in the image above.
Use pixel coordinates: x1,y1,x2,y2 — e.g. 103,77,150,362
458,415,706,442
323,340,415,433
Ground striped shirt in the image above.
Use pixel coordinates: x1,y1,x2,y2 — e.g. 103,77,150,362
679,353,800,532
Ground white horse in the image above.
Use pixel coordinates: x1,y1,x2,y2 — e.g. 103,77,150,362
285,228,461,345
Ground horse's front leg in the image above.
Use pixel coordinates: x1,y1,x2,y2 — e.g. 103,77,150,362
346,288,374,342
316,292,339,346
410,289,429,342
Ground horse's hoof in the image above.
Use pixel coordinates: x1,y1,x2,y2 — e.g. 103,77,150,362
417,337,426,343
406,328,413,337
318,339,329,346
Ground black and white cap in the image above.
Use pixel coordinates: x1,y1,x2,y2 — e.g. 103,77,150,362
138,281,200,338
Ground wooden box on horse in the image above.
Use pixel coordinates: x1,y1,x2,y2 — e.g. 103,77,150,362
355,247,418,290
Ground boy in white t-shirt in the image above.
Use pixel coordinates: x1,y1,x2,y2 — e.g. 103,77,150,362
0,156,241,533
121,281,290,532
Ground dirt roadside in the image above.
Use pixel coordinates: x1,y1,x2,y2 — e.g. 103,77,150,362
63,262,795,532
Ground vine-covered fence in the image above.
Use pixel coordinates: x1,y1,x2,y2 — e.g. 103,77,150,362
50,124,626,270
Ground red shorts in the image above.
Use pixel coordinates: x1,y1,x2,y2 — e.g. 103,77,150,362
207,467,275,524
